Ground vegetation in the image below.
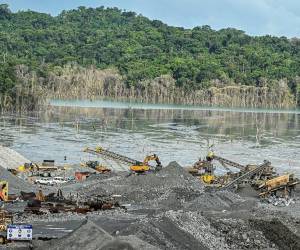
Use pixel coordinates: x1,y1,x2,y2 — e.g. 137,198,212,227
0,4,300,110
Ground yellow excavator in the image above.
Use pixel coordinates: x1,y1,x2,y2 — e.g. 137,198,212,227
0,181,8,202
130,154,162,173
0,181,12,244
83,146,162,173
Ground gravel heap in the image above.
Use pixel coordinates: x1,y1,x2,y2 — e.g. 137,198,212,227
0,145,30,170
62,162,205,207
5,161,300,250
186,190,246,211
0,166,35,194
35,219,158,250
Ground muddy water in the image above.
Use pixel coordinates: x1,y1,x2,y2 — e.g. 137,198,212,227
0,100,299,175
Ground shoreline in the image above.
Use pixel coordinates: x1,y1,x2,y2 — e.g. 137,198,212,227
49,99,300,114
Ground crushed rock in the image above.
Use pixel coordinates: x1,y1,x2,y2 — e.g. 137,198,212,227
34,219,157,250
0,145,30,170
0,166,35,194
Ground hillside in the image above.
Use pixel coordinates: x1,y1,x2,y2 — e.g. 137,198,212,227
0,4,300,110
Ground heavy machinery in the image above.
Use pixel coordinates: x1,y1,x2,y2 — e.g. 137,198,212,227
221,160,271,190
206,151,275,178
0,181,12,244
258,174,299,198
188,159,216,184
0,181,8,202
81,160,111,173
189,150,276,187
8,162,36,175
83,146,162,173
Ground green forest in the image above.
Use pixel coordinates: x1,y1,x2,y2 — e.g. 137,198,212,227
0,4,300,110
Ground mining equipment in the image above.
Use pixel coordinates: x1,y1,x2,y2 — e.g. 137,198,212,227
81,160,111,173
207,151,275,177
204,151,276,185
221,160,272,190
8,162,37,175
0,181,8,202
258,174,299,198
0,182,12,244
189,150,276,187
83,146,162,173
188,158,216,184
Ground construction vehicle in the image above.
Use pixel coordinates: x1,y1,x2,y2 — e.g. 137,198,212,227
81,161,111,173
83,146,162,173
188,159,216,184
258,174,299,198
8,162,36,175
131,154,162,173
0,182,12,244
0,181,8,202
17,162,36,172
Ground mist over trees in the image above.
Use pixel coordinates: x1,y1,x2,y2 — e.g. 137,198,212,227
0,4,300,110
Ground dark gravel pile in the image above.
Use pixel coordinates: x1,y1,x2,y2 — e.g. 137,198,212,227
35,219,158,250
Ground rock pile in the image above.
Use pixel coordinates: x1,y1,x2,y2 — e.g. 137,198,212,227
35,220,158,250
0,166,35,194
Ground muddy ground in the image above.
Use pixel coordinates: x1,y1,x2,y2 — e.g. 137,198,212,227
1,162,300,250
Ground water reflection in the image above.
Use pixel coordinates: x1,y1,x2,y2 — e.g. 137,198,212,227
0,104,299,175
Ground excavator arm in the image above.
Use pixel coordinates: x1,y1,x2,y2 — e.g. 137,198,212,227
143,154,162,171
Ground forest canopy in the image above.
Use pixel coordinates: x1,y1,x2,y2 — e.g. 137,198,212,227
0,4,300,109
